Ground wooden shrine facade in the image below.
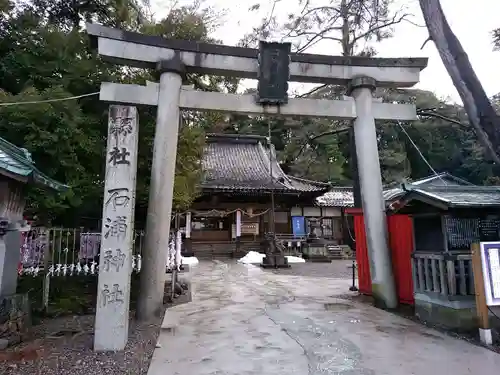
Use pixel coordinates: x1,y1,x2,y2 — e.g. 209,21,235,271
181,134,335,255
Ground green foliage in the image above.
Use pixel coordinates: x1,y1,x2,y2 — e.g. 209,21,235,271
0,0,10,12
378,89,497,185
0,87,99,222
0,1,220,226
173,124,205,210
26,0,149,30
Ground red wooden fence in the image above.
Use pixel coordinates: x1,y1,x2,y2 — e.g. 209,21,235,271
347,209,415,305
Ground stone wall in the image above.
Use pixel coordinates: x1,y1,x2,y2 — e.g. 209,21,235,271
0,293,31,347
415,294,500,334
414,296,477,332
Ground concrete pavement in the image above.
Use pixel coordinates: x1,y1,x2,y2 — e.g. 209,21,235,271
148,261,500,375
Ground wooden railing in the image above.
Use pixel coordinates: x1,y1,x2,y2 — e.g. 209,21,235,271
412,252,475,299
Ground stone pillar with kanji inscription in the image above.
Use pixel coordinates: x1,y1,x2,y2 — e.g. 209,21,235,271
94,106,139,352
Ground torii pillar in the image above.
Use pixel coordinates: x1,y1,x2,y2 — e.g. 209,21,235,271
349,76,397,308
137,58,184,320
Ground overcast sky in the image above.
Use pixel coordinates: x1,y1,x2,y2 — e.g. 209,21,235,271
151,0,500,104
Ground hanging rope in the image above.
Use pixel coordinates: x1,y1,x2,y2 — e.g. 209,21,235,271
170,208,271,221
343,213,356,242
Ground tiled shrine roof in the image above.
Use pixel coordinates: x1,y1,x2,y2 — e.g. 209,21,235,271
382,172,473,202
395,185,500,209
201,134,330,195
316,187,354,208
316,172,473,208
0,137,68,190
201,134,477,205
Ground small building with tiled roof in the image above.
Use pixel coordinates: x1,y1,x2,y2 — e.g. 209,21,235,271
312,173,475,251
185,134,333,257
391,184,500,212
382,176,500,331
0,136,67,222
184,135,482,258
315,172,473,209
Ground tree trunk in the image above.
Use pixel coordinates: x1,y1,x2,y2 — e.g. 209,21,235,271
419,0,500,164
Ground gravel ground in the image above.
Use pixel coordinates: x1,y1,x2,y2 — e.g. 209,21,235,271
1,294,190,375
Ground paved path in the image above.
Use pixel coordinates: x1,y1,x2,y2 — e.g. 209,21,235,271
148,261,500,375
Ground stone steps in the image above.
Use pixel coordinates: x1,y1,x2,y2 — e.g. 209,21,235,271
191,242,235,259
327,244,354,260
240,242,261,253
191,241,262,259
327,245,343,259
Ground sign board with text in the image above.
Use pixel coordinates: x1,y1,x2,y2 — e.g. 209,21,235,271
292,216,306,237
257,41,291,105
480,242,500,306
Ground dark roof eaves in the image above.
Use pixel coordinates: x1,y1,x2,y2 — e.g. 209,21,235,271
413,172,475,186
200,186,325,194
394,185,500,209
288,175,331,188
205,133,267,144
0,137,69,191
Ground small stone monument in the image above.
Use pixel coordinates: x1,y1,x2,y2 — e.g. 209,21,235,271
303,219,331,263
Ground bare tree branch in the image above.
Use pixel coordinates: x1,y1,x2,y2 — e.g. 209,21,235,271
416,109,466,127
350,11,410,46
258,0,280,38
243,0,407,57
296,84,329,98
420,35,432,49
419,0,500,164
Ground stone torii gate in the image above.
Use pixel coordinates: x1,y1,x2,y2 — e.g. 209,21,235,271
86,23,427,351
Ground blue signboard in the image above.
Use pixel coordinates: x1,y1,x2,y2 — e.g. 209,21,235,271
292,216,306,237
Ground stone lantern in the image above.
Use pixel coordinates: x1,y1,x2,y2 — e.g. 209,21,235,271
302,218,331,262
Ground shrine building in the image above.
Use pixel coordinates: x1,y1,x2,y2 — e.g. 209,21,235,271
182,134,353,258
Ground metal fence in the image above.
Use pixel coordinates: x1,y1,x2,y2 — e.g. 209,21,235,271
17,227,146,310
18,227,145,277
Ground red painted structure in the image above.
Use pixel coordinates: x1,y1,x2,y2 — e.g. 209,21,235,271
346,208,415,305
